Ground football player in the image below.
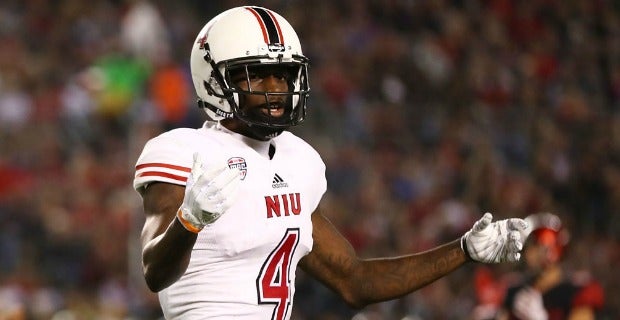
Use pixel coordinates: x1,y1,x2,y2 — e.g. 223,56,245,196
134,6,529,319
497,213,605,320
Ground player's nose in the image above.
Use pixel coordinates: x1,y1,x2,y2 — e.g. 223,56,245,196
262,74,288,93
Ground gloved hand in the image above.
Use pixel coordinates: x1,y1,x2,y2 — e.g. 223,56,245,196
177,153,241,233
461,212,528,263
513,287,548,320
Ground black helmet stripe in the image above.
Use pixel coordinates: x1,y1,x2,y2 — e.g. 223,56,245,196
245,6,283,45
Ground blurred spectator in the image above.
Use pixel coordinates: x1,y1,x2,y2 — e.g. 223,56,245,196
121,0,169,65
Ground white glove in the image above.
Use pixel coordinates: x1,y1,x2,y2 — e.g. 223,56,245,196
513,287,548,320
461,212,528,263
177,153,241,233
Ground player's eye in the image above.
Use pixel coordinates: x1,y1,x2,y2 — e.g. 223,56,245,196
248,65,292,80
247,72,261,81
270,71,289,81
229,69,247,84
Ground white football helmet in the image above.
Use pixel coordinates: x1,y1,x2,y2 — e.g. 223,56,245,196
190,6,310,128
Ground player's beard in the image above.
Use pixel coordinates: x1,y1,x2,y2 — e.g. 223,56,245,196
246,123,284,140
235,98,292,140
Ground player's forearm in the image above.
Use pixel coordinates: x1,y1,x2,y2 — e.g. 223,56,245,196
351,239,468,306
142,219,197,292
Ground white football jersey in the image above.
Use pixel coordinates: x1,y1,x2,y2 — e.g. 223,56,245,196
134,122,327,320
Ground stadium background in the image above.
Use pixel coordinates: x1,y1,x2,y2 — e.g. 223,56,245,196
0,0,618,318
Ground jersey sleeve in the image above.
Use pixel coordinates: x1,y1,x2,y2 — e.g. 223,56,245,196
313,158,327,212
133,129,195,192
301,139,327,214
276,131,327,215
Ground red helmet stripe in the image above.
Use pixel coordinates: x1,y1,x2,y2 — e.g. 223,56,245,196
245,7,269,44
266,10,284,44
245,7,283,45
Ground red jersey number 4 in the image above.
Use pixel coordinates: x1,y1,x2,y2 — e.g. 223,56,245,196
256,228,300,320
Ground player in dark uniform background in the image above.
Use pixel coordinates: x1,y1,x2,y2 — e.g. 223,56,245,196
497,213,605,320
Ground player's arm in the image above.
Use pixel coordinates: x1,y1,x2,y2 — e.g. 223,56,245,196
139,153,241,292
568,306,595,320
300,207,527,309
140,182,197,292
495,309,510,320
299,207,467,308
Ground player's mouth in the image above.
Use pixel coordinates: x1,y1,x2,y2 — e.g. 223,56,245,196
261,103,285,117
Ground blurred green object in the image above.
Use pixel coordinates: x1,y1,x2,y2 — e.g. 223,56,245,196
91,54,151,117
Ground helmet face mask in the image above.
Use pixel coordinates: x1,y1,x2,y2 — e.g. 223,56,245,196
190,6,310,130
223,60,309,128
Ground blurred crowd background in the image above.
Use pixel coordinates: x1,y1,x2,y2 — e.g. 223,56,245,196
0,0,619,319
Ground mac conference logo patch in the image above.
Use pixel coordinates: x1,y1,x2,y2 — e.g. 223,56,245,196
227,157,247,180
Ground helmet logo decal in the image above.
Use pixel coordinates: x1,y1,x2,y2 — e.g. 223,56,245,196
196,35,208,50
196,21,216,50
245,6,284,51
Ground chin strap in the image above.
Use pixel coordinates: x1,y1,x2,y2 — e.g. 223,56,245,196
247,123,284,140
197,100,233,119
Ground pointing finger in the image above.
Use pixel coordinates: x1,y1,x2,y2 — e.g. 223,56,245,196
192,152,205,177
473,212,493,232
